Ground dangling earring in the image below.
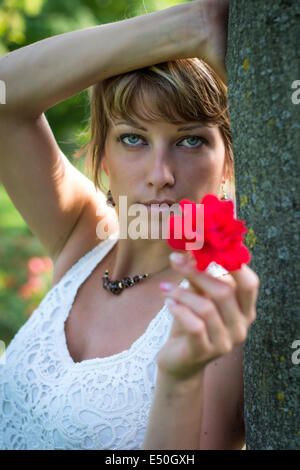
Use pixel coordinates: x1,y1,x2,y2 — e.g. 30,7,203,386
106,189,116,207
220,182,229,201
220,184,226,201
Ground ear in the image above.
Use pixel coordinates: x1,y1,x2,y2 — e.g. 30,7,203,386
222,153,232,183
101,157,109,176
222,168,230,183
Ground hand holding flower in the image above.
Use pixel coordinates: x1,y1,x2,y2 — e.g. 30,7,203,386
158,252,260,380
157,194,259,381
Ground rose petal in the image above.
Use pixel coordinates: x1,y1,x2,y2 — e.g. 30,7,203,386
167,194,251,273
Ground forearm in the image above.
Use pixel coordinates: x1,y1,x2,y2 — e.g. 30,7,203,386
0,2,203,119
142,368,205,450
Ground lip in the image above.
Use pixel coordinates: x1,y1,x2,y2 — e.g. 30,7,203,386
141,200,176,206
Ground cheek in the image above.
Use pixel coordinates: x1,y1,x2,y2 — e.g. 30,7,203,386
196,147,225,173
108,157,142,193
181,156,224,196
183,156,217,180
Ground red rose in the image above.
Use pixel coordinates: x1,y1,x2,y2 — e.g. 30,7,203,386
167,194,251,272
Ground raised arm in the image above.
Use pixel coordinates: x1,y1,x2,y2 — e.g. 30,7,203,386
0,1,218,119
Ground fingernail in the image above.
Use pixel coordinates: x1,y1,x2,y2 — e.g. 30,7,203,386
159,282,174,292
187,252,196,265
169,252,186,265
166,298,177,308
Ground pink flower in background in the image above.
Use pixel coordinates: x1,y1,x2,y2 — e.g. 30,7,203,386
28,257,53,276
28,257,44,276
18,276,45,299
42,257,53,272
18,256,52,301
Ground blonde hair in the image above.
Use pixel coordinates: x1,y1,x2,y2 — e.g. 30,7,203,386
73,58,235,197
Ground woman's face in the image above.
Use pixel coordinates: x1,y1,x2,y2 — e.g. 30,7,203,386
101,113,228,231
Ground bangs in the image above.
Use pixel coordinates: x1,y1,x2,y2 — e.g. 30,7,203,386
103,62,226,128
110,79,187,125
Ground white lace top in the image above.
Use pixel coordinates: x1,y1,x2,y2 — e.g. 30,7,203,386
0,230,228,450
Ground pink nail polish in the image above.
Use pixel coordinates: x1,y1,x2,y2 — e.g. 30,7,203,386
159,282,174,292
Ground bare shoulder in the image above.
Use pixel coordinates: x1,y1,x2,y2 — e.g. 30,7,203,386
51,191,118,288
200,343,245,449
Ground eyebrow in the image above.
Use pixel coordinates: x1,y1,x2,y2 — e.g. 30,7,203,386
114,121,206,132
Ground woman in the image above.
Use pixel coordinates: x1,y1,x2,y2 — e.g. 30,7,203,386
0,0,259,449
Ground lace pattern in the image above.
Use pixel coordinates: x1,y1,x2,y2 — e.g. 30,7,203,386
0,230,228,449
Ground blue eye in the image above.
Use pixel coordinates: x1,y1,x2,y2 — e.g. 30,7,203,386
117,133,206,148
179,136,206,148
118,134,146,146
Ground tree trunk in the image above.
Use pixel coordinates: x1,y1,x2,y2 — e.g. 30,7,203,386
226,0,300,450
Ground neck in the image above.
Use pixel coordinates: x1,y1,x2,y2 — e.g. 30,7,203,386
108,231,175,281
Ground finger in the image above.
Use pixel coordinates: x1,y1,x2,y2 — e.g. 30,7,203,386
169,253,260,322
166,299,211,349
219,273,237,289
166,294,227,346
166,286,241,331
169,251,236,304
229,264,260,317
169,252,206,295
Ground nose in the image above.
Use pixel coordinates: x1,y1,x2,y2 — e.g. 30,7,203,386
145,149,175,189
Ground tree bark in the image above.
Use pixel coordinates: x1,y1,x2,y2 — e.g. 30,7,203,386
226,0,300,450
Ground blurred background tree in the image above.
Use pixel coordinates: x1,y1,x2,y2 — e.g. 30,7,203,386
0,0,190,345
